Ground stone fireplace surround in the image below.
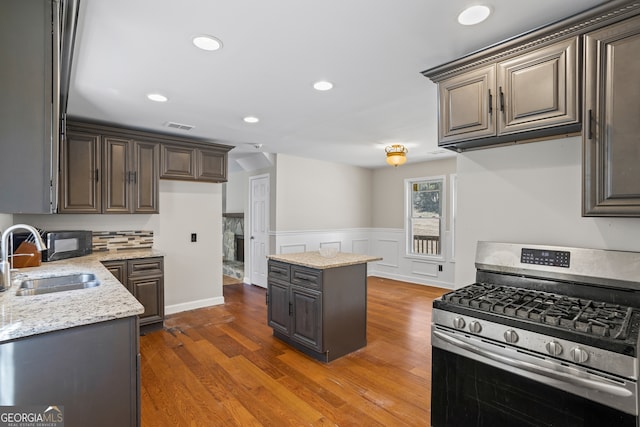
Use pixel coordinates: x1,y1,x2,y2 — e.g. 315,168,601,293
223,213,244,279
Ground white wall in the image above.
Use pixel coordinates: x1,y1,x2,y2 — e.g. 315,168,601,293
225,170,250,213
227,154,458,288
275,154,373,231
455,136,640,287
0,214,12,232
367,157,457,288
371,157,456,229
15,180,224,313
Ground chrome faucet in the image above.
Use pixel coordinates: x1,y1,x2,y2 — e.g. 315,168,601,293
0,224,47,292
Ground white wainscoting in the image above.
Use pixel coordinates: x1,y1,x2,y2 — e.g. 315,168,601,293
272,228,454,289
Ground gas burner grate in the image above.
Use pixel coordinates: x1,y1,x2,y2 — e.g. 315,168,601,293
443,283,635,339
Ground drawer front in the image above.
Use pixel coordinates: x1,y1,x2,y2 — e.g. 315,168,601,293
291,266,322,290
268,260,290,282
128,257,164,277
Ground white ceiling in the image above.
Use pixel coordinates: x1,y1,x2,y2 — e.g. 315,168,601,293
67,0,607,171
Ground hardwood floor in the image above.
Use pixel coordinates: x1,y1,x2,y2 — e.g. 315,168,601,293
140,277,448,426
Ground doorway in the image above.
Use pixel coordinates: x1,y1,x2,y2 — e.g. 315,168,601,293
249,174,269,288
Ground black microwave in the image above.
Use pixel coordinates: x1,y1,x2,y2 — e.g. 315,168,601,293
13,230,93,262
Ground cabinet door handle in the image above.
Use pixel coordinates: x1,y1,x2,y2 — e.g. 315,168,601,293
289,302,293,316
132,171,137,184
488,89,493,115
95,169,99,182
499,86,505,113
588,109,594,140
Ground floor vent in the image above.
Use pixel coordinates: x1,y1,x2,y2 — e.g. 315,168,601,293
164,121,195,131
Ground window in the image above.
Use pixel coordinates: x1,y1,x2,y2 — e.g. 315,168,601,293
406,176,444,257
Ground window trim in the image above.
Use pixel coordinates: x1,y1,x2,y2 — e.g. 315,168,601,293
404,175,446,260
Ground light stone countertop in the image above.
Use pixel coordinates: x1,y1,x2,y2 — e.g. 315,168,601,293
0,249,162,343
268,251,382,269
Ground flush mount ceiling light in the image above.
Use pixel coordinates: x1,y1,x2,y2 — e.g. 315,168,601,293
243,116,259,124
313,80,333,91
458,5,491,26
147,93,168,102
192,35,223,51
385,144,408,167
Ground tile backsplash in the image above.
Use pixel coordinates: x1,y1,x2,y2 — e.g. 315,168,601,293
92,230,154,252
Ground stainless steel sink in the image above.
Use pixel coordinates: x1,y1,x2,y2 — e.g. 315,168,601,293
16,273,100,296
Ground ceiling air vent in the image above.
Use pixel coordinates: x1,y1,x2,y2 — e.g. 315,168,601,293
164,121,195,131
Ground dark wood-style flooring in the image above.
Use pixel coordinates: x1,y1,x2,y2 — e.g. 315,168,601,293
140,277,448,426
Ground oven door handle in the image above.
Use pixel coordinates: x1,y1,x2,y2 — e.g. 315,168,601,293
433,329,633,398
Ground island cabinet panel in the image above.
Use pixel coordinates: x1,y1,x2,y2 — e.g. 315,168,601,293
267,279,291,335
267,259,367,362
583,14,640,216
0,317,140,427
102,257,164,333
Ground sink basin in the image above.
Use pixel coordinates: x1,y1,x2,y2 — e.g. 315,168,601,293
16,273,100,296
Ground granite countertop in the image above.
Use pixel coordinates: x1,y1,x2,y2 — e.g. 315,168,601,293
268,251,382,269
0,249,162,343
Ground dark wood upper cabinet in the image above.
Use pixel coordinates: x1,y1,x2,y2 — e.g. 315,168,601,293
61,124,159,214
103,137,131,213
583,14,640,216
59,131,102,213
160,143,229,183
160,145,197,180
62,120,232,214
497,37,579,136
435,37,579,149
132,141,160,213
197,148,227,182
424,1,640,153
438,65,496,144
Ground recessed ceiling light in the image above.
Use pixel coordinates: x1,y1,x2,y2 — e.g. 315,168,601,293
147,93,168,102
458,5,491,26
192,35,223,51
313,81,333,91
243,116,259,124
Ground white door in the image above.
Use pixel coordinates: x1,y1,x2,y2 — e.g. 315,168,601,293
249,174,269,288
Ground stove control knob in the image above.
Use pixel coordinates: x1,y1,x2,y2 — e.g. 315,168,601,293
452,317,465,329
570,347,589,363
545,341,563,356
469,321,482,334
503,329,519,343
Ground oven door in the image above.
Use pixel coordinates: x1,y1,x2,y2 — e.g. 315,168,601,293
431,326,638,427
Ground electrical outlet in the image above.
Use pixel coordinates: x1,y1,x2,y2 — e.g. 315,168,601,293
191,233,197,242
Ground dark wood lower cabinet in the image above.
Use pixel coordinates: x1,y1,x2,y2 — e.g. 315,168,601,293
0,317,140,427
103,257,164,333
267,260,367,362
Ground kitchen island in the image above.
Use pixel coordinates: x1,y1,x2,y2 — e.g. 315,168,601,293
0,250,155,427
267,251,381,362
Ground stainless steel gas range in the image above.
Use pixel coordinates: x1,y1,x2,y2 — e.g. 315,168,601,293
431,241,640,427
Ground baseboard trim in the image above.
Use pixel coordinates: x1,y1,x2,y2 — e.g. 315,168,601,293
165,296,225,315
